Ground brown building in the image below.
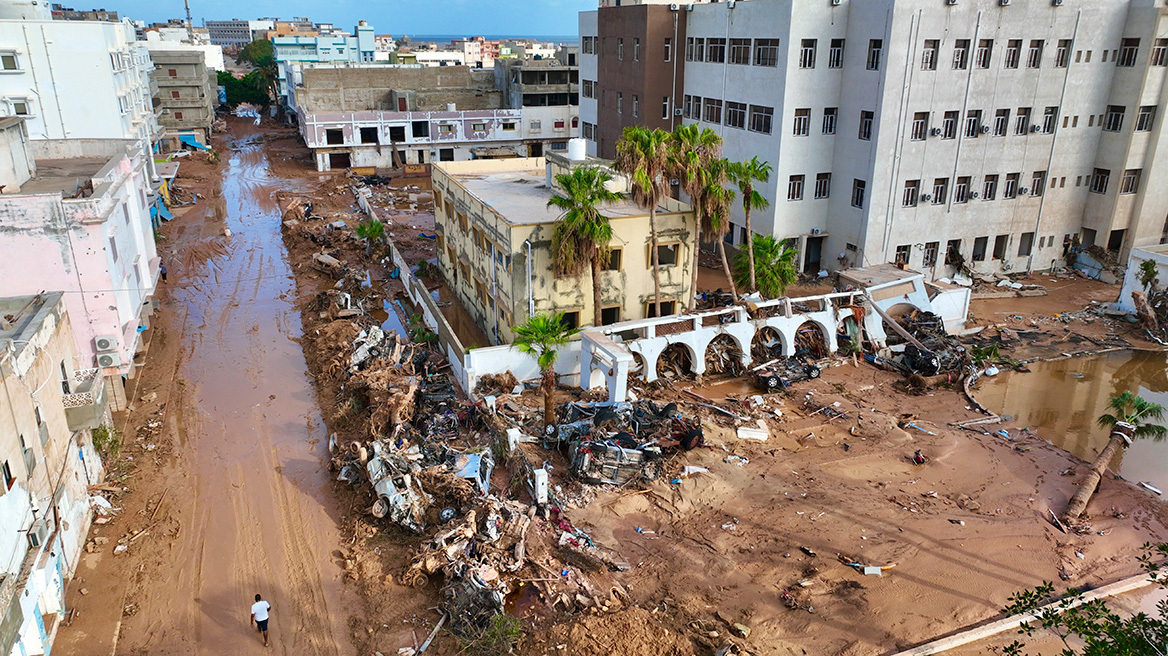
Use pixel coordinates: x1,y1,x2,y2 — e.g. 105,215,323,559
593,3,687,159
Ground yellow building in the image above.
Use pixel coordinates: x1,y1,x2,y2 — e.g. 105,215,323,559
432,153,696,345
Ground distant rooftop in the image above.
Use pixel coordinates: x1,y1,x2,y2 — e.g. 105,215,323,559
20,157,109,197
442,157,671,226
0,292,63,358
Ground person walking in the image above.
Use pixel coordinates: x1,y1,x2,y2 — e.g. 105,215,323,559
250,593,272,647
159,263,167,283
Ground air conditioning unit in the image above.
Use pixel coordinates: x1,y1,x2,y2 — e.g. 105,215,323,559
830,0,841,5
969,191,980,199
810,228,822,235
1018,187,1030,195
980,124,990,133
686,3,695,10
727,0,736,7
999,0,1011,5
27,519,48,549
930,127,942,136
97,352,123,369
919,193,932,201
669,2,679,9
1030,124,1042,133
93,334,119,352
674,108,683,116
946,0,958,4
1051,0,1063,5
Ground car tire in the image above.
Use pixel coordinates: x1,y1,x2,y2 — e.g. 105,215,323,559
808,367,821,379
766,376,780,389
371,497,390,519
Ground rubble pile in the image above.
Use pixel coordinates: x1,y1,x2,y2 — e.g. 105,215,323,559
896,310,968,376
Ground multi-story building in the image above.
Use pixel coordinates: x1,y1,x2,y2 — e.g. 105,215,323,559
141,30,226,72
585,0,1168,278
290,64,578,169
0,292,107,656
578,2,691,159
49,2,116,21
272,21,376,103
374,34,396,61
432,152,696,343
149,49,216,145
495,48,580,108
204,18,275,48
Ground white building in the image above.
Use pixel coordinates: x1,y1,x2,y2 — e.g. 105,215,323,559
0,292,106,656
142,30,226,71
583,0,1168,279
204,18,275,48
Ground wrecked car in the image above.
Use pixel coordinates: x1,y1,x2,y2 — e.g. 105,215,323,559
568,438,664,486
755,358,821,391
449,450,494,496
366,443,429,533
312,252,348,277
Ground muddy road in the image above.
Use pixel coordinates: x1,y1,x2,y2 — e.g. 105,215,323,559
63,123,355,655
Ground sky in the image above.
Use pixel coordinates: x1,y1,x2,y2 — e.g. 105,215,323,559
105,0,594,37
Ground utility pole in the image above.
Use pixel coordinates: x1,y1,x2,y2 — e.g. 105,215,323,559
184,0,194,43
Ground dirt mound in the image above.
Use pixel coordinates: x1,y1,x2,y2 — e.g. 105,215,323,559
523,606,697,656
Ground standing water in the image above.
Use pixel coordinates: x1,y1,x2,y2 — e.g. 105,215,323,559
977,349,1168,489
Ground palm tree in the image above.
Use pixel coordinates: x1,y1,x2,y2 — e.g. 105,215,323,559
355,218,385,256
667,124,723,309
1062,391,1167,522
733,235,798,299
615,127,672,318
693,158,737,299
512,313,579,425
727,157,772,293
546,167,624,327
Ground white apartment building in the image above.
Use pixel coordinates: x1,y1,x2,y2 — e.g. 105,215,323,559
579,11,599,156
204,18,275,48
584,0,1168,279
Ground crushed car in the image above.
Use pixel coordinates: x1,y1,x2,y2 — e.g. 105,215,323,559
365,442,429,533
754,357,821,391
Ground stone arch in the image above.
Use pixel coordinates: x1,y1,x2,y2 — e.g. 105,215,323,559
884,302,923,320
588,367,608,390
794,320,832,358
751,326,787,361
656,342,696,381
704,333,746,376
629,352,647,381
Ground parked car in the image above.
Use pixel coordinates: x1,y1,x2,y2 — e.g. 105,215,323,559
755,358,821,391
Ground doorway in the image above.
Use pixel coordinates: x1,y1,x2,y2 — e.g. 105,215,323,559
804,235,824,273
328,152,351,169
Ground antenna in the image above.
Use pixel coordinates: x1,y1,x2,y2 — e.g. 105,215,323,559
184,0,194,42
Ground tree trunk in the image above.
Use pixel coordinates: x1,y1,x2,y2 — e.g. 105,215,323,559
690,217,702,312
1062,427,1130,522
542,368,556,426
591,254,603,327
717,238,738,300
649,204,662,318
744,204,756,293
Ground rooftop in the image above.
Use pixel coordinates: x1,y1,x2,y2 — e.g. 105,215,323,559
444,158,671,226
838,264,925,288
21,157,109,197
0,292,63,358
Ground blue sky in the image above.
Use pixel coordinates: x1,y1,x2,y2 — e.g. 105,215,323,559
109,0,593,37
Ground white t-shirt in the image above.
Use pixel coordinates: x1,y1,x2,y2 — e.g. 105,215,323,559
252,600,270,621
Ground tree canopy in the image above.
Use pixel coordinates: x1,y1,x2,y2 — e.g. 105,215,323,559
217,71,271,106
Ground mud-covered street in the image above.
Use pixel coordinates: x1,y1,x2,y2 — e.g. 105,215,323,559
56,120,355,656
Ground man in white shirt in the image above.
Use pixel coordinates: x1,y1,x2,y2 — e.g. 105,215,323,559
250,593,272,647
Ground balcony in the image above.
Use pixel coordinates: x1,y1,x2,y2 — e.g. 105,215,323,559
63,368,107,432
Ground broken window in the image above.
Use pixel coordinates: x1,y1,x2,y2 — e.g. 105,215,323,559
992,234,1009,260
388,126,406,142
601,306,621,325
411,120,429,138
645,300,677,318
360,127,378,144
972,236,988,261
603,248,622,271
326,129,344,145
656,243,679,267
894,244,911,265
561,311,580,330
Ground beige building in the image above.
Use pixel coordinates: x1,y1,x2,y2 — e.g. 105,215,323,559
150,49,216,146
0,292,107,656
433,152,696,345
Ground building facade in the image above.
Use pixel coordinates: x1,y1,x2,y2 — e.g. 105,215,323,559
272,22,375,102
204,18,275,48
433,154,696,344
586,0,1168,278
0,292,107,656
149,49,216,144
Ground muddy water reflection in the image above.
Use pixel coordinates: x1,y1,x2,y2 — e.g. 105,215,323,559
977,350,1168,486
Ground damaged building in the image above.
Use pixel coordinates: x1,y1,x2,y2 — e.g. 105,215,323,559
432,149,696,344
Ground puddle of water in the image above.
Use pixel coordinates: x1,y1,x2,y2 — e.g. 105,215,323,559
977,349,1168,485
369,295,409,337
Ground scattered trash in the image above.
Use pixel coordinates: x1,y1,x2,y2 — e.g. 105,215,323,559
1141,482,1163,495
903,422,937,436
737,425,769,442
723,455,750,466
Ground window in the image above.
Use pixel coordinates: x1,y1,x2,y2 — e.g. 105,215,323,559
1028,39,1044,68
851,179,866,208
9,99,30,116
823,107,837,134
1037,106,1056,134
634,37,641,61
972,236,988,261
173,111,183,120
603,248,622,271
661,96,670,120
921,39,938,70
1004,172,1019,199
1090,168,1110,194
748,105,773,133
682,95,693,119
895,245,911,265
814,173,831,199
530,120,542,132
867,39,883,70
992,234,1009,260
554,120,566,130
964,109,982,138
1118,38,1139,67
601,306,621,326
664,37,672,62
983,174,999,200
800,39,817,68
976,39,993,69
859,110,873,140
793,108,810,136
932,177,948,204
754,38,779,67
923,241,939,267
360,126,378,143
946,240,963,265
706,37,725,63
1154,39,1168,67
828,39,844,68
582,36,595,54
656,243,679,267
0,52,17,71
412,121,429,138
686,37,695,61
1121,169,1141,194
726,102,747,129
942,110,958,139
1137,105,1156,131
693,38,705,61
1014,107,1031,135
618,37,624,60
1005,40,1021,68
1018,232,1035,257
171,90,180,99
702,98,721,123
582,122,595,140
617,92,623,114
582,80,595,98
1104,105,1125,132
953,39,970,70
645,300,677,318
730,38,751,65
560,311,581,330
632,94,639,118
902,179,920,207
993,109,1009,136
167,68,177,77
910,112,929,141
1056,39,1071,67
788,174,805,201
1031,170,1046,197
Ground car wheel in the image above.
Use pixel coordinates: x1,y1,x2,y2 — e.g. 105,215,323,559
371,497,390,519
766,376,780,389
808,367,821,379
